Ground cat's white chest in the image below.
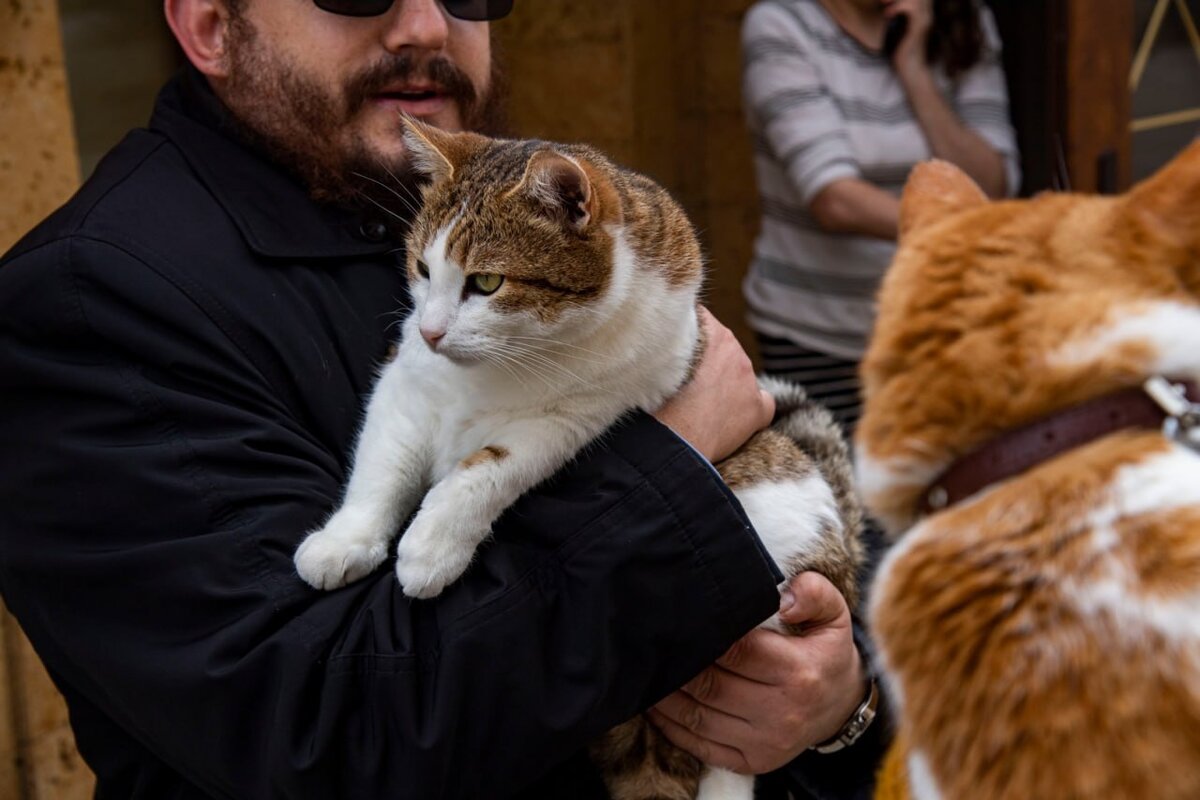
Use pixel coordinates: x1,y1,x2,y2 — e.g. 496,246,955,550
389,336,529,481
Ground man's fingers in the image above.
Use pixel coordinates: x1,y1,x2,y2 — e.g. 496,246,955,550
713,629,804,684
757,388,775,427
777,571,850,628
654,689,754,740
647,704,752,773
676,666,769,721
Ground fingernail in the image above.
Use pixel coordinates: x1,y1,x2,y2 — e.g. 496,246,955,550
779,590,795,612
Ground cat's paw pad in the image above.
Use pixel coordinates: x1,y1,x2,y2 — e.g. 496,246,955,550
294,518,389,590
394,523,475,599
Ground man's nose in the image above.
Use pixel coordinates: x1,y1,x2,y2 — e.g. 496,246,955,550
383,0,450,54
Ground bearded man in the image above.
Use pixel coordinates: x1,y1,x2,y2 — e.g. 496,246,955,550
0,1,883,797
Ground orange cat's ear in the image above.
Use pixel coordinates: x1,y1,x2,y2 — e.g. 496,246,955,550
400,115,486,183
899,160,988,239
511,150,595,233
1125,139,1200,293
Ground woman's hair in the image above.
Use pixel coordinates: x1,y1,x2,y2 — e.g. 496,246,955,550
929,0,985,78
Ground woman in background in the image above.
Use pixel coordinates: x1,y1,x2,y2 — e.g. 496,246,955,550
741,0,1019,438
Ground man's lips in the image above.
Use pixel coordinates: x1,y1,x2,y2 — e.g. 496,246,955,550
371,83,452,114
371,87,450,116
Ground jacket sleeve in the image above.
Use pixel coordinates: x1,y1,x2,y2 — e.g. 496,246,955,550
0,236,783,799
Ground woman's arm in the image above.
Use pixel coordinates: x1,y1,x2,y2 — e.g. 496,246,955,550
809,178,901,240
898,67,1008,198
886,0,1010,198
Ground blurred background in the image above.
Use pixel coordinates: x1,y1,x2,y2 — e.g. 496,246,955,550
1,0,1198,796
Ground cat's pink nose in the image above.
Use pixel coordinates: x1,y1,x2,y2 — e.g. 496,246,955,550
420,326,445,349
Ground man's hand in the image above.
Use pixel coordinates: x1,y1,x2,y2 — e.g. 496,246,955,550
652,307,774,462
648,572,865,774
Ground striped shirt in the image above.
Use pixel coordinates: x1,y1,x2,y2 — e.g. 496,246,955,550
741,0,1020,360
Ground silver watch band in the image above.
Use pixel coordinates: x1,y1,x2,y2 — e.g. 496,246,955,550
809,676,879,754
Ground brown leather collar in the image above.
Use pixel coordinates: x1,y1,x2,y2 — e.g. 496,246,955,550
919,378,1200,515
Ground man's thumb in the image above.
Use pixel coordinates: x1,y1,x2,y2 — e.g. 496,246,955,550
778,571,847,627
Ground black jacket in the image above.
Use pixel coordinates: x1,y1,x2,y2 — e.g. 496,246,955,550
0,71,788,798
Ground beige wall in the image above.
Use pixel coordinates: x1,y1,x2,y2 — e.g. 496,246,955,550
0,0,80,252
495,0,761,353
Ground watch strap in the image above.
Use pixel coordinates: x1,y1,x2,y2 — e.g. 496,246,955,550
809,675,879,754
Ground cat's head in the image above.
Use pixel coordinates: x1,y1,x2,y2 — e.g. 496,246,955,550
397,118,634,365
857,140,1200,533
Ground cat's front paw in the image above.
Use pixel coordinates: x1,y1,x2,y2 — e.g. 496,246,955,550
294,510,390,590
393,514,477,599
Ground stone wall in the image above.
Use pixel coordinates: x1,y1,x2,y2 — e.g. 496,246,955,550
0,3,96,795
0,0,80,252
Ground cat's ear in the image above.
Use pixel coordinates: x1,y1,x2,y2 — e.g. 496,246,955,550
400,115,486,183
899,160,988,239
1125,138,1200,295
512,150,595,233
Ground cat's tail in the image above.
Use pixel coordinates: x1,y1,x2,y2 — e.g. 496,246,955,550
758,375,865,570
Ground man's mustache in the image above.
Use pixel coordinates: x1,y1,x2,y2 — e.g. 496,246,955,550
346,54,478,114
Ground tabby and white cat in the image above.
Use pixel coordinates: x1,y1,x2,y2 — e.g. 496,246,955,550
294,118,863,800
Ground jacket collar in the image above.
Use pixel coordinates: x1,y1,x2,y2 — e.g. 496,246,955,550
149,68,402,260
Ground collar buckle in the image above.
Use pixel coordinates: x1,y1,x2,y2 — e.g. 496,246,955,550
1144,376,1200,450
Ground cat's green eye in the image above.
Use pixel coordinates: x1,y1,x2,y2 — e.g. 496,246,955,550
415,259,430,278
470,274,505,295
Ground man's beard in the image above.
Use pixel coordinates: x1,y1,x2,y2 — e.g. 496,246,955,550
220,16,507,208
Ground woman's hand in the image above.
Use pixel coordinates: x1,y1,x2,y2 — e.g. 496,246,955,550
883,0,933,79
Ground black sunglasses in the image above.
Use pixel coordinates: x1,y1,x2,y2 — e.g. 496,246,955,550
313,0,513,20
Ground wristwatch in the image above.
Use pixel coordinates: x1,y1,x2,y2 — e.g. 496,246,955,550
809,676,879,754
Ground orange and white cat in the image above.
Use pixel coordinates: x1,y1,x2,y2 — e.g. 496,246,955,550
294,118,863,800
858,141,1200,799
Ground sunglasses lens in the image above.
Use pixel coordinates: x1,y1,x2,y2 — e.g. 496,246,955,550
441,0,514,21
313,0,394,16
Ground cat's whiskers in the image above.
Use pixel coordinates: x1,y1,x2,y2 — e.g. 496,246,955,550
380,303,410,334
379,164,425,211
492,341,614,395
490,342,573,382
501,341,611,368
487,346,561,392
504,335,615,363
479,350,530,390
353,171,421,218
352,188,411,226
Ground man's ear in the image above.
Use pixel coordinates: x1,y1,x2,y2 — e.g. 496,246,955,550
165,0,234,79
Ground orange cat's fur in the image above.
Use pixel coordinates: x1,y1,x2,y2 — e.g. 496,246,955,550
858,141,1200,799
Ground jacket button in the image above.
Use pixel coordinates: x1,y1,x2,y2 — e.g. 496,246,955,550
358,220,388,242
